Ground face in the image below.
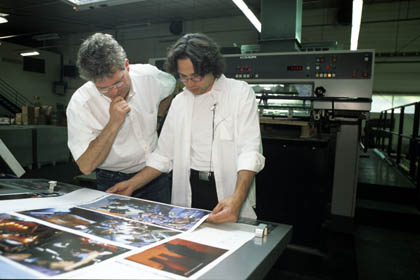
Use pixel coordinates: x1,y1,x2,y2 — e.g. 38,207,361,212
95,59,132,99
177,58,215,95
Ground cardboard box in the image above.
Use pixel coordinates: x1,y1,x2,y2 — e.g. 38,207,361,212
34,106,42,118
22,105,34,116
15,113,22,125
21,113,34,125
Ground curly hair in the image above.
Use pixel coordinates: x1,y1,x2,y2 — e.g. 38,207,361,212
165,33,224,79
76,33,127,82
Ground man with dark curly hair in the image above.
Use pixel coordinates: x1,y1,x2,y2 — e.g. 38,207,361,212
67,33,175,204
108,33,265,223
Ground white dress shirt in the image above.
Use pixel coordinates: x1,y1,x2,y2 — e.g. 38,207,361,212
67,64,176,174
190,92,216,171
147,75,265,219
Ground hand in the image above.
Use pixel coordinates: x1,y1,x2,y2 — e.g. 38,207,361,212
206,197,242,224
106,180,135,196
109,96,130,126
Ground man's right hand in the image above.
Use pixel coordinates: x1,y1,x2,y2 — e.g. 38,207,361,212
109,96,131,125
106,180,135,196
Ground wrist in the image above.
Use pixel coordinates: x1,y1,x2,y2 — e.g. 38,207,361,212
108,117,124,130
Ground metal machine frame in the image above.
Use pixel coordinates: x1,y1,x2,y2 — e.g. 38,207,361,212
223,50,375,228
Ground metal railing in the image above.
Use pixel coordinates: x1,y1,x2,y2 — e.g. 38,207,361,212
0,77,33,113
366,101,420,208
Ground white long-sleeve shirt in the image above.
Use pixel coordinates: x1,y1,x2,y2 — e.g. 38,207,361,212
147,75,265,219
67,64,176,174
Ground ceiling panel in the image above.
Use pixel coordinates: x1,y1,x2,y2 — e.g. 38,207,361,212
0,0,408,48
0,0,243,47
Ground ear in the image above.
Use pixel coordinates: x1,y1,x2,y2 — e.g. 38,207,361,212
125,59,130,72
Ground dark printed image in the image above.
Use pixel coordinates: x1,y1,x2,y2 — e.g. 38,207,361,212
0,213,128,277
0,179,79,196
80,195,209,231
126,238,227,277
0,193,41,200
21,207,179,247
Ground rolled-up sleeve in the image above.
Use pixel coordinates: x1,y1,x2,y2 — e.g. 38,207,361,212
66,99,99,162
237,151,265,173
235,84,265,173
146,97,177,173
147,152,172,173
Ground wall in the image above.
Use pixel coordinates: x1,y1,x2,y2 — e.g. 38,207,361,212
1,1,420,111
0,41,65,115
59,1,420,97
302,1,420,94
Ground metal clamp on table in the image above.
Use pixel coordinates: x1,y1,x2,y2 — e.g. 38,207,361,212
255,223,268,238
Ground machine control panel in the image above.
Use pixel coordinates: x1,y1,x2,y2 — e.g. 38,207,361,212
224,50,373,80
224,50,375,112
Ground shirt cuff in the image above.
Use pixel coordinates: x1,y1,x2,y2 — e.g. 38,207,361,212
146,152,172,173
237,151,265,173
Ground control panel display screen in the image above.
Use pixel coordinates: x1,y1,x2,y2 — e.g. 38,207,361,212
287,65,303,71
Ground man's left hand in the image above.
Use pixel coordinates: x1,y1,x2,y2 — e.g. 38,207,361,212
206,197,242,224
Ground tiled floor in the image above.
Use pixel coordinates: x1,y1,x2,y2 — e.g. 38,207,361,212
355,149,420,280
265,149,420,280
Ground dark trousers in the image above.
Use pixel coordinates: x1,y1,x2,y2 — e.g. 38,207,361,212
190,169,218,211
96,168,171,204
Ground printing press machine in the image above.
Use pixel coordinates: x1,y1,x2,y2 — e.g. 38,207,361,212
223,50,374,247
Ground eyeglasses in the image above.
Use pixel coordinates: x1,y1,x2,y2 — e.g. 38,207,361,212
96,72,125,95
179,74,203,83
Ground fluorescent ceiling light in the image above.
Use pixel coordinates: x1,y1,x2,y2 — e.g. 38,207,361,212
0,17,7,24
63,0,146,10
350,0,363,50
232,0,261,32
20,51,40,57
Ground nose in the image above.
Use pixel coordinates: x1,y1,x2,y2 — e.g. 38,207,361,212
108,86,120,97
185,78,195,87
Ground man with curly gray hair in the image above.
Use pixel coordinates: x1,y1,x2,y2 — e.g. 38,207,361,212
66,33,175,203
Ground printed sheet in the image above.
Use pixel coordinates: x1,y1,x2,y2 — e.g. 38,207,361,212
0,188,256,279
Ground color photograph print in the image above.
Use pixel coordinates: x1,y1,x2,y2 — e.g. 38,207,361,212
79,195,209,232
0,213,128,277
20,206,179,248
126,238,227,278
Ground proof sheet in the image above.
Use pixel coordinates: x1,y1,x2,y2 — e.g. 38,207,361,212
0,188,256,279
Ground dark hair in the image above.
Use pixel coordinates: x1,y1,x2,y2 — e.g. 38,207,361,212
166,33,224,79
76,33,127,82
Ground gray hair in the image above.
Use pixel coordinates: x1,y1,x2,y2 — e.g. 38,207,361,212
76,33,127,81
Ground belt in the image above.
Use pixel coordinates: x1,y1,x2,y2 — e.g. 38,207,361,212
190,169,214,182
96,168,138,177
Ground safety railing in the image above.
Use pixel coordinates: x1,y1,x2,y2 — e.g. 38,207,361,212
0,77,33,113
366,101,420,208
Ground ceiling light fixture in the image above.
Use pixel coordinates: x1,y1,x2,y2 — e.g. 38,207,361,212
0,13,8,24
20,51,40,57
63,0,146,11
350,0,363,50
232,0,261,32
